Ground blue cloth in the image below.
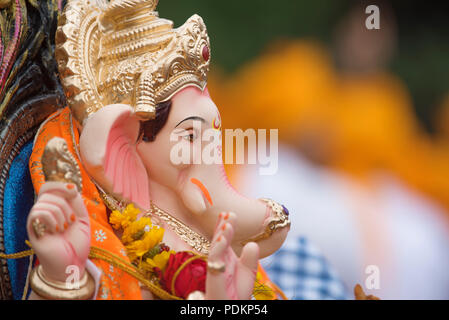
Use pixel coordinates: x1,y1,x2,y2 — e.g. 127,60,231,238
3,141,35,300
261,235,350,300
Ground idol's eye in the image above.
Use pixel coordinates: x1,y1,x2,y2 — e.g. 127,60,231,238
183,131,197,143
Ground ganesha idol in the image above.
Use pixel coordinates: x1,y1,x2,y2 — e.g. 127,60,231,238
4,0,292,300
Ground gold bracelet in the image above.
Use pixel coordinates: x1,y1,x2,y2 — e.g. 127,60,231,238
241,198,291,245
207,261,226,274
30,265,95,300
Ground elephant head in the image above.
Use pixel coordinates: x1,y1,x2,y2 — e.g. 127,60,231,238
79,86,289,258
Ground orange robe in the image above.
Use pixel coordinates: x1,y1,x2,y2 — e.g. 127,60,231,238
29,107,142,299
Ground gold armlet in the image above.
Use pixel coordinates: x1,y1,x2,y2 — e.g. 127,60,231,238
30,265,95,300
242,198,291,245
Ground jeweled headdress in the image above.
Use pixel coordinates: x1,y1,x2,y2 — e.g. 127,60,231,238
55,0,210,125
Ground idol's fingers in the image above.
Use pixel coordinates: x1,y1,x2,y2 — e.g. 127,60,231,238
39,182,89,222
38,181,78,200
236,242,259,299
30,202,66,232
205,233,229,300
27,209,58,238
36,193,73,229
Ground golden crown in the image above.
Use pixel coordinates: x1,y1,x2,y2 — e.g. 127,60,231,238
55,0,211,125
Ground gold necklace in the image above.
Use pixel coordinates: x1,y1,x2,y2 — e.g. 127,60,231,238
147,202,211,256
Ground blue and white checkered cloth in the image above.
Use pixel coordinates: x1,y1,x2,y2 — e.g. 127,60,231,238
261,235,350,300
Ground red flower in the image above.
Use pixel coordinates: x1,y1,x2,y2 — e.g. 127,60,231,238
161,251,207,298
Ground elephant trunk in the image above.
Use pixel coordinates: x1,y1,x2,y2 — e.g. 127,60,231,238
180,163,289,258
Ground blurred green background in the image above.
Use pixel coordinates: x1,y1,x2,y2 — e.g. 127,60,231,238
158,0,449,134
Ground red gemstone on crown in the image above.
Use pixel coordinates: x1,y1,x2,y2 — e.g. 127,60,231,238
202,45,210,61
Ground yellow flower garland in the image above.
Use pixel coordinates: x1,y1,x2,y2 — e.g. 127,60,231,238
109,204,173,276
109,204,276,299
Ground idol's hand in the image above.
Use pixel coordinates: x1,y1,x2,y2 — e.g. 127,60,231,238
26,182,91,284
205,212,259,300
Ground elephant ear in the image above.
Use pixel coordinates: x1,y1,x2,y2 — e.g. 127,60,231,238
79,104,150,209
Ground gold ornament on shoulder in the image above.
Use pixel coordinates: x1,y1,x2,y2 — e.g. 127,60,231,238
41,137,83,192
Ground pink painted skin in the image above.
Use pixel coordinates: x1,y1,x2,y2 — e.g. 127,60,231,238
26,182,91,284
206,212,259,300
103,111,150,209
80,104,151,210
28,85,288,299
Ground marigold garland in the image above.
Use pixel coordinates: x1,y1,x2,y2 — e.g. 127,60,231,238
109,204,174,278
109,203,275,300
